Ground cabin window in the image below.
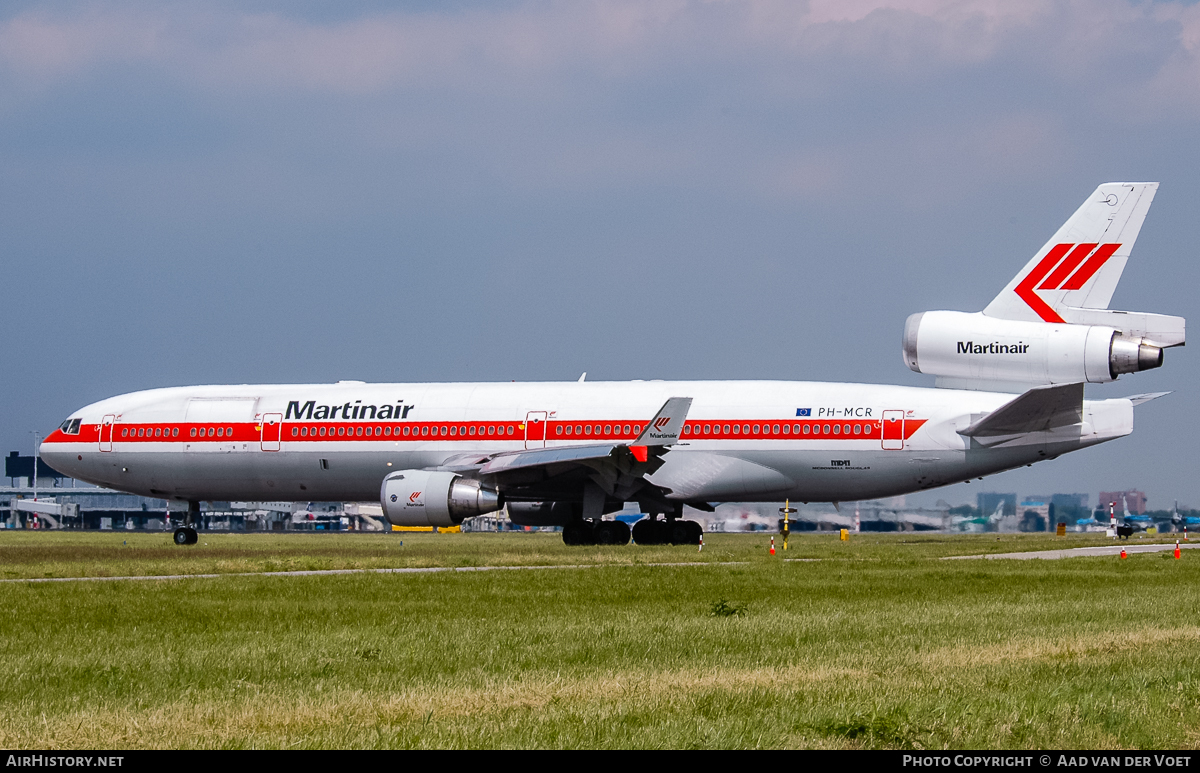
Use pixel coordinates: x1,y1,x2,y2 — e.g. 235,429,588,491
802,425,810,435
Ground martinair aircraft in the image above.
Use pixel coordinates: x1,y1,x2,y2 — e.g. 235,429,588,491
42,183,1184,547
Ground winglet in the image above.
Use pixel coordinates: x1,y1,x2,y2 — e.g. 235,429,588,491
632,397,692,447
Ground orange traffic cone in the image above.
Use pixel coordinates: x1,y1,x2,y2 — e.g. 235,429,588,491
1120,547,1127,560
770,536,775,556
1175,540,1181,560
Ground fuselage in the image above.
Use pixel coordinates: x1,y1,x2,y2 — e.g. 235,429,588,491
40,379,1134,506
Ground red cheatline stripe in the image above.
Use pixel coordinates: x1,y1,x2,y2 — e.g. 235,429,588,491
1061,242,1120,291
1039,243,1096,290
43,419,928,444
1014,243,1072,323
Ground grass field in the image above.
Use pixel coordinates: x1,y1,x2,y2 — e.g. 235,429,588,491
0,530,1197,749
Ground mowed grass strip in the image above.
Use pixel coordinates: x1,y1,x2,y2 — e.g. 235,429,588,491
0,536,1198,749
0,531,1184,580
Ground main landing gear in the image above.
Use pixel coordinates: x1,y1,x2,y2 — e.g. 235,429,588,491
631,517,703,546
562,519,631,546
173,501,200,546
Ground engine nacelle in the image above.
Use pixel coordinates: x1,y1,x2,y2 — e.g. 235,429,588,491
381,470,502,527
903,311,1163,389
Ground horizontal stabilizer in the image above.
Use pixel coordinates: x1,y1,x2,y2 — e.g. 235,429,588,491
1125,391,1171,406
959,382,1083,438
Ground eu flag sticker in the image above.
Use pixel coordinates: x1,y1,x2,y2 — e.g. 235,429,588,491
796,408,811,417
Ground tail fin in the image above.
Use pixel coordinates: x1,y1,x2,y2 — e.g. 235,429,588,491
984,183,1158,323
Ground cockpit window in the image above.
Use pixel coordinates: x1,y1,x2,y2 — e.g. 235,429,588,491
59,419,81,435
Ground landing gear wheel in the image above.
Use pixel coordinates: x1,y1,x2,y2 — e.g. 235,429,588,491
595,520,631,546
688,520,703,545
173,527,198,546
670,520,694,545
632,517,664,545
562,520,595,546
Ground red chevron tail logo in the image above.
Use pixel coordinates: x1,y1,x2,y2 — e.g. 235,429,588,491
1015,242,1120,322
654,417,671,431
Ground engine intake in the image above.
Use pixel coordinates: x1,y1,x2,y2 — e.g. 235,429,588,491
381,470,502,527
903,311,1163,389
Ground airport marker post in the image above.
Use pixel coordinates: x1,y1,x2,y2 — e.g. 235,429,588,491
779,500,796,552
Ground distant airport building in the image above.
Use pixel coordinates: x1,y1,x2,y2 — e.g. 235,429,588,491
1051,493,1089,511
977,492,1017,517
1018,499,1051,532
1098,490,1147,515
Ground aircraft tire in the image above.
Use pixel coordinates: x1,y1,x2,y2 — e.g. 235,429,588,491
174,527,198,546
670,520,694,545
631,518,661,546
688,520,703,544
595,521,619,545
562,520,595,546
595,520,631,546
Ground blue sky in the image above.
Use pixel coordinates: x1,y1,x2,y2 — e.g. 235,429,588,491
3,0,1199,508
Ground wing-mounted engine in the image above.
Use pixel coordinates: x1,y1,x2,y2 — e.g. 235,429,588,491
903,182,1184,392
381,470,502,527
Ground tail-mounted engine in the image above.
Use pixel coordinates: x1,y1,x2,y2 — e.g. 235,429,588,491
903,311,1175,391
381,470,502,527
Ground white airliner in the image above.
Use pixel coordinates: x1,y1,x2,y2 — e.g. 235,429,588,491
41,183,1184,546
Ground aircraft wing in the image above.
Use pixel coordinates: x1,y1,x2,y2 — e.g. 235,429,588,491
442,397,693,503
479,443,627,475
959,382,1083,438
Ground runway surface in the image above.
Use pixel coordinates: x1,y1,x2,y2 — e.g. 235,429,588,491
945,542,1199,560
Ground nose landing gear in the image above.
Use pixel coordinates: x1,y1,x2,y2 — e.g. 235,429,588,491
172,501,200,546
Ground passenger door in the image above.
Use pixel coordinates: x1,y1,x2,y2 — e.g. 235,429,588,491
882,410,905,450
260,413,283,452
524,411,548,449
99,415,115,452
